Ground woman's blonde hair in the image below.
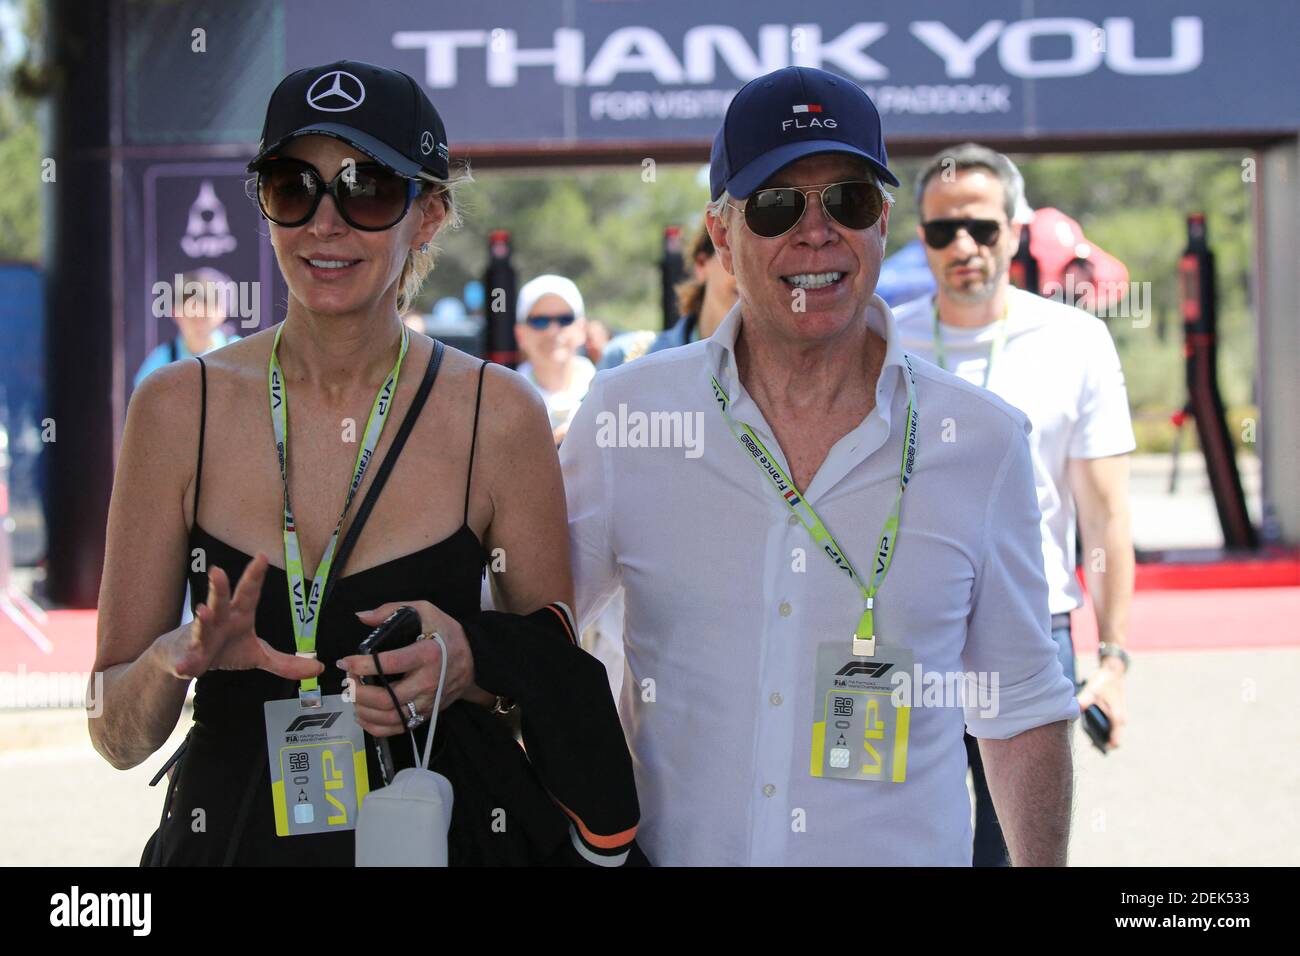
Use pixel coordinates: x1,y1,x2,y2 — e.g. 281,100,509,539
396,159,473,315
674,222,716,319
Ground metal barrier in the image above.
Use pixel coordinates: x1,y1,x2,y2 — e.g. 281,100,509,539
0,416,51,652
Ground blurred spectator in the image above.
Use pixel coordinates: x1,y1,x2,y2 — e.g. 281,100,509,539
599,221,738,369
134,268,240,389
514,274,595,445
584,318,613,366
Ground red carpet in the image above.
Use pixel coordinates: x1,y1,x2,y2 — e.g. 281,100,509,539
0,609,98,674
1135,548,1300,591
1072,587,1300,654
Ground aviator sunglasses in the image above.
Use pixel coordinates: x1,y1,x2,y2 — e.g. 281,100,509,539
921,218,1003,249
254,156,426,231
729,180,884,239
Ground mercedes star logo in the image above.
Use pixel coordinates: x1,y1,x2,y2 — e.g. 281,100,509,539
306,70,366,113
420,131,435,156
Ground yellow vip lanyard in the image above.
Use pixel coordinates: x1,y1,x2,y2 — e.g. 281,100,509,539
710,354,918,657
268,323,410,705
931,299,1009,389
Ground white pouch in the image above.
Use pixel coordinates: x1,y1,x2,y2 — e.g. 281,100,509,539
355,635,454,866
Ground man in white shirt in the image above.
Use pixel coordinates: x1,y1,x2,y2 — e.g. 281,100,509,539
894,143,1135,866
560,67,1077,866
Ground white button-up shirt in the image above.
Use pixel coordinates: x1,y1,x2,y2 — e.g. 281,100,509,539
894,288,1137,614
560,295,1077,866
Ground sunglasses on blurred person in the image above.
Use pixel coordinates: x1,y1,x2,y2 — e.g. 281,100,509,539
524,313,578,330
920,218,1003,249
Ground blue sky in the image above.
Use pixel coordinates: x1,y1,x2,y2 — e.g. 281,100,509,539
0,0,23,68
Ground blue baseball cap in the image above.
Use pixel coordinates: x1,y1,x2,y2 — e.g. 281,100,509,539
710,66,899,201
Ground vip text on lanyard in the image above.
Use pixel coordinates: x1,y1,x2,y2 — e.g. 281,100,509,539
268,323,410,706
710,352,919,657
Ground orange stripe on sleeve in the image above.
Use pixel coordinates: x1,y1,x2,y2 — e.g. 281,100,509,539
544,603,577,645
555,799,638,850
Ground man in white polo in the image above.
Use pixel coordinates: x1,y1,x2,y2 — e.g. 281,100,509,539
560,68,1077,866
894,143,1136,866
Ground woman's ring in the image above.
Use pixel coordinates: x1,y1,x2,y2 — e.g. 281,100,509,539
405,701,424,729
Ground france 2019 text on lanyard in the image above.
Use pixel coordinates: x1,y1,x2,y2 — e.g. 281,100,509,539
709,353,918,657
268,323,410,705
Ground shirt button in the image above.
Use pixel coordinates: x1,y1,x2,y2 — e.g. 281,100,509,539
779,601,792,617
787,514,800,527
762,784,776,798
770,692,784,706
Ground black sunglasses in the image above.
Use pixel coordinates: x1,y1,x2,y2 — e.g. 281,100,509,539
524,313,577,330
921,218,1003,249
730,181,884,239
254,157,424,231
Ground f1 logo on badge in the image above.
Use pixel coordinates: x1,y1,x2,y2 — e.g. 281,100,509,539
286,712,342,732
835,661,894,678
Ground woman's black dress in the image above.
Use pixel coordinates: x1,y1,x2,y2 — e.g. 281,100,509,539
146,352,585,865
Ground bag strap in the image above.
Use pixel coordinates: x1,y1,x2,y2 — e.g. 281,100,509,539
418,634,450,770
321,338,444,610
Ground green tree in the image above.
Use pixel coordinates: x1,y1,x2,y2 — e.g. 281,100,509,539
0,0,44,263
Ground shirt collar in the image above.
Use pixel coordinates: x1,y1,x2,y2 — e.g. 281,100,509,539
706,293,912,433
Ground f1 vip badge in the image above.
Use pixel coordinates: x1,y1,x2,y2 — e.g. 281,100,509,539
264,696,369,836
809,642,913,783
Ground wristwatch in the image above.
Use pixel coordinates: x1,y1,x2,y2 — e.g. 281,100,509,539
1097,643,1131,672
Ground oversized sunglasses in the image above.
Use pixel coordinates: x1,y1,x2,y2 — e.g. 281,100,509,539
921,218,1002,249
729,180,884,239
524,313,577,330
253,157,425,231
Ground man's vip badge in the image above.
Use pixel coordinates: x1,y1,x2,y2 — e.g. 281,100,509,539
810,642,913,783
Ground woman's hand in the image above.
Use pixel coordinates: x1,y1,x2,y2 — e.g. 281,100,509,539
340,600,493,738
157,553,325,683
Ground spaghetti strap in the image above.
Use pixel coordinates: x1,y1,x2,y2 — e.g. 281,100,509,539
465,361,488,525
193,356,207,531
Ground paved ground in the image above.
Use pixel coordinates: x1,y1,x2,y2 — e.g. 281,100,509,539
2,643,1296,866
1128,453,1262,552
1067,647,1299,866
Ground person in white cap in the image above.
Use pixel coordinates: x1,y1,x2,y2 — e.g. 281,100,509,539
515,274,596,445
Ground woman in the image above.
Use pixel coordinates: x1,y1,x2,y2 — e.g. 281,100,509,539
597,220,738,369
513,274,595,445
91,60,639,865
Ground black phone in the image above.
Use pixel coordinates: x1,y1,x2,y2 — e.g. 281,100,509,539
355,605,422,786
358,605,422,661
1082,703,1111,755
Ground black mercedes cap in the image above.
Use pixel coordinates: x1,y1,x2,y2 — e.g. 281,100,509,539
248,59,449,180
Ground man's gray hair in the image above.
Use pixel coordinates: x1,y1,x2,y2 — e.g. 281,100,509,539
915,143,1026,223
